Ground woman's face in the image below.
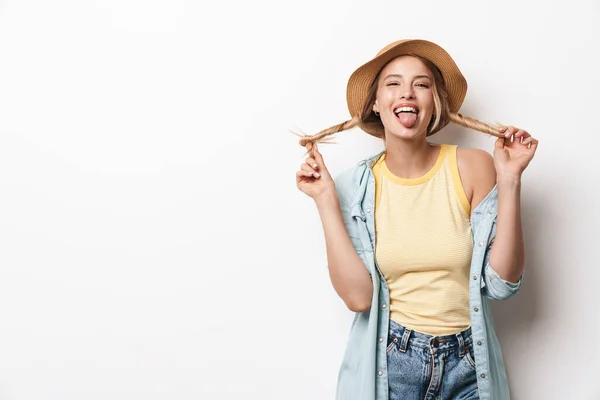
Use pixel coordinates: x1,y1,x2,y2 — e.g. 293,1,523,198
373,55,435,140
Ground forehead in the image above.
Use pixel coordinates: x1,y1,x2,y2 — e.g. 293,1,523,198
380,55,432,77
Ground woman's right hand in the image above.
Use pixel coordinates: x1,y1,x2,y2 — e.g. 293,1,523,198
296,143,336,201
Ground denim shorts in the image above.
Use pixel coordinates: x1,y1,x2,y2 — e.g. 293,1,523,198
386,319,480,400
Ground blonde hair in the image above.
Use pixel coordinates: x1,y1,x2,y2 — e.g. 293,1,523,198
297,55,504,148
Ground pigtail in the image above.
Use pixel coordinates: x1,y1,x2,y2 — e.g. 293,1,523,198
294,115,360,148
448,112,505,138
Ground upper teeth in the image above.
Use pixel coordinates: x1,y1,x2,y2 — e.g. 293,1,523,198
394,106,417,114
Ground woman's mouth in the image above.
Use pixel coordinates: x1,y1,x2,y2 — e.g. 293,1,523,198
393,105,419,128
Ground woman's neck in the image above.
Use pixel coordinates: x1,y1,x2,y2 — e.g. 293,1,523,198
383,136,440,179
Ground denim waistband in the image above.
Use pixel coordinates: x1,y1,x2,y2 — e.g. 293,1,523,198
388,319,473,352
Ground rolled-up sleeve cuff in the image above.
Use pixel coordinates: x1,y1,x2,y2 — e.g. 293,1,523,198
482,262,523,300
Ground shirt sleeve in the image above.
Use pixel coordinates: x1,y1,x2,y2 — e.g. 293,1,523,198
334,170,372,278
481,221,523,300
335,172,361,248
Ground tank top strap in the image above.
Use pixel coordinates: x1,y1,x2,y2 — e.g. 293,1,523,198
444,144,471,216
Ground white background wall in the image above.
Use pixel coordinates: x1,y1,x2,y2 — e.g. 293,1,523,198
0,0,598,399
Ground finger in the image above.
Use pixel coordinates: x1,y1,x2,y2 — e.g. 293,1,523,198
296,169,317,181
515,129,530,138
313,144,327,169
301,163,320,178
521,137,536,146
495,137,505,149
529,138,539,148
504,126,517,139
506,127,519,141
304,142,314,158
514,129,529,140
296,170,312,182
304,156,319,170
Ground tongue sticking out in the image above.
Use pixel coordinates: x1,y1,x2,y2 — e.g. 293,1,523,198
398,112,418,128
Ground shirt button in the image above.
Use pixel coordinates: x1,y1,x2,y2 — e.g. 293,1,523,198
487,211,492,216
478,242,484,247
481,374,486,379
378,337,383,342
474,307,479,312
477,341,482,346
393,337,398,343
473,275,478,280
382,304,387,309
366,208,371,213
378,371,383,376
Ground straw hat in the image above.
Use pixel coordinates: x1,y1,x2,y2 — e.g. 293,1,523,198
346,39,467,137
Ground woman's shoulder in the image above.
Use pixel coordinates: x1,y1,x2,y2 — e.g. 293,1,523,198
333,151,382,205
455,146,497,209
456,146,494,168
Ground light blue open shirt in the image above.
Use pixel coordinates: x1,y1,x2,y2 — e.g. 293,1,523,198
333,151,522,400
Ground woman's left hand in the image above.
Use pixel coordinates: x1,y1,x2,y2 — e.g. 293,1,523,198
493,126,539,179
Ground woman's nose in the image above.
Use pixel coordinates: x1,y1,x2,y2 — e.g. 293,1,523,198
399,86,415,99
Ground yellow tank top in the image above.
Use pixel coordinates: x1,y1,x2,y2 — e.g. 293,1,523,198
373,144,473,336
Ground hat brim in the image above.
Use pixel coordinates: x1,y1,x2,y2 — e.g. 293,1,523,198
346,39,467,138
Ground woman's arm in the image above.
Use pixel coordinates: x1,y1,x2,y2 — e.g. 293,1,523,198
489,176,525,283
458,128,538,284
296,144,373,312
488,126,538,282
315,190,373,312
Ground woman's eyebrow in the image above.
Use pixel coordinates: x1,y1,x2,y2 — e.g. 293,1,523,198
384,74,431,80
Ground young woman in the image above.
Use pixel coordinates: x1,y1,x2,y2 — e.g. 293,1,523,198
295,39,538,400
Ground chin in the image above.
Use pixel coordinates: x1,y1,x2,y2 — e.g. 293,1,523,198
388,126,426,140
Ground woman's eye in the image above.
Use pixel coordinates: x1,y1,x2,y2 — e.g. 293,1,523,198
416,83,429,88
387,82,399,86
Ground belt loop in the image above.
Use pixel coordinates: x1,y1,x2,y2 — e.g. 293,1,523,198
399,328,412,353
456,332,465,358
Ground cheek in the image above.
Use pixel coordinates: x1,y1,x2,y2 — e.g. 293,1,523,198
377,89,396,105
420,93,435,111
